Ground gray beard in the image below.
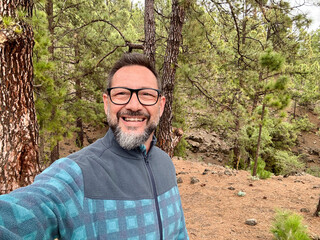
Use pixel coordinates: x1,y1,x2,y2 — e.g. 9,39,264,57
111,123,156,150
107,109,158,150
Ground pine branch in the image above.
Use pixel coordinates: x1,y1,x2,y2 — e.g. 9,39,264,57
186,76,232,111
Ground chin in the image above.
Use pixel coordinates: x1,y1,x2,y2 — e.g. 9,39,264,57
122,127,145,135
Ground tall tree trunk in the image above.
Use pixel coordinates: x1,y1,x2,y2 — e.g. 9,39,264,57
233,116,241,169
46,0,54,56
252,102,266,176
158,0,187,157
74,34,83,148
144,0,156,67
0,0,40,194
46,0,60,162
293,99,296,119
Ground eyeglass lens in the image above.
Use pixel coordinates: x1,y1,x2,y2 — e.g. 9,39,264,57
110,88,159,105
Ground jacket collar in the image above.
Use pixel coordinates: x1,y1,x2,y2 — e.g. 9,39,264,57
102,128,157,159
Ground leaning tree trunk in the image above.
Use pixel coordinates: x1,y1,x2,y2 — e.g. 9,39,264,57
158,0,188,157
0,0,40,194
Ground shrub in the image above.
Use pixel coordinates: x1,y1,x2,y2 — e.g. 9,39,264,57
305,166,320,178
174,137,189,158
271,209,311,240
292,115,315,132
274,150,305,176
251,158,272,179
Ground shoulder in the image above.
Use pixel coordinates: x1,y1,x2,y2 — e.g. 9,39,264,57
35,157,84,190
150,145,172,160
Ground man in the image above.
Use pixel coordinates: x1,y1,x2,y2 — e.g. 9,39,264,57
0,53,189,239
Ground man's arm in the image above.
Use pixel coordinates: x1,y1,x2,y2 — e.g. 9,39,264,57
0,158,84,240
176,191,189,240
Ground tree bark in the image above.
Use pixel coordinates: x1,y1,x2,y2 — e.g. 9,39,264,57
158,0,187,157
74,34,83,148
314,197,320,217
144,0,156,67
233,116,241,169
0,0,40,194
46,0,54,56
293,99,296,119
50,142,59,164
252,102,266,176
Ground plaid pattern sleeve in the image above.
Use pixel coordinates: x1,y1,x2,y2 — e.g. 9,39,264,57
159,187,189,240
0,158,84,240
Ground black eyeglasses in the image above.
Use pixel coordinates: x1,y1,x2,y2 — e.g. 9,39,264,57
107,87,161,106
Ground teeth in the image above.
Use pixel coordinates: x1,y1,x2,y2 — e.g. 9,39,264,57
124,117,144,122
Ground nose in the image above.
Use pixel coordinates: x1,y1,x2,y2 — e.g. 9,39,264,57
125,92,143,111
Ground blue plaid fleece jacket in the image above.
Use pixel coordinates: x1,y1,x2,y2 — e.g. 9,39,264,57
0,129,189,240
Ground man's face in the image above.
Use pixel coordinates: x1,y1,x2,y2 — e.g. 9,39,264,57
103,65,165,150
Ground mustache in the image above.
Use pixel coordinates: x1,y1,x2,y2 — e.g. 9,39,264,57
117,110,150,120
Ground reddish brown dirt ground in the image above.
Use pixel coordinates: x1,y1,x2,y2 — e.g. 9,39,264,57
173,157,320,240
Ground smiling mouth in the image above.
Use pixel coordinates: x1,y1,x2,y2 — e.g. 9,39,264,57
122,117,146,122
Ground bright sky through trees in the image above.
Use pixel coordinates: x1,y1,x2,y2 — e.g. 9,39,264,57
289,0,320,30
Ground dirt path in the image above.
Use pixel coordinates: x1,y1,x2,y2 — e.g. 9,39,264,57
173,157,320,240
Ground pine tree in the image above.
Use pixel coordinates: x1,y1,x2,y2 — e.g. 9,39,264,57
0,0,40,193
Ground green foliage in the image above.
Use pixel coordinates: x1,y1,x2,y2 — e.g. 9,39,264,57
32,6,73,162
173,138,189,158
239,116,301,174
25,0,320,169
274,150,305,176
260,49,285,71
250,158,272,179
305,166,320,178
271,209,311,240
269,121,297,149
291,115,315,132
240,122,273,157
274,76,289,91
1,16,14,28
172,79,190,157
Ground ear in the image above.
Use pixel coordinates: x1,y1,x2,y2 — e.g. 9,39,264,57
159,95,166,117
103,93,109,116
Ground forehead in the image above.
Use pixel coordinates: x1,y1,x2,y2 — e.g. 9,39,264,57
111,65,158,89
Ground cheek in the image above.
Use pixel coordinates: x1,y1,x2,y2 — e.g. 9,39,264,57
147,106,161,120
107,104,122,118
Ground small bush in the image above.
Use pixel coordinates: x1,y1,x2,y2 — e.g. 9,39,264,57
274,150,305,176
251,158,272,179
174,137,189,158
271,209,311,240
292,115,315,132
305,166,320,178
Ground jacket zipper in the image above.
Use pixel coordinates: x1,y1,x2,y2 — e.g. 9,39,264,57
144,155,163,240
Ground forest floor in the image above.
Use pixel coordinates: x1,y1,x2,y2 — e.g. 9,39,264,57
173,157,320,240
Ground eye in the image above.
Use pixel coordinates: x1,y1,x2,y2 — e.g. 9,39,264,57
140,89,158,98
115,91,127,96
142,92,153,96
112,89,130,97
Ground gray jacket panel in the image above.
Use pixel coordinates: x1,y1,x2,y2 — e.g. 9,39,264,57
68,129,177,200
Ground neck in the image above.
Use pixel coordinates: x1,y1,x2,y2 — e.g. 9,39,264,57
144,132,154,152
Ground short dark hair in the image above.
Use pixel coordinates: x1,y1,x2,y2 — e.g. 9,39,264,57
106,53,161,91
